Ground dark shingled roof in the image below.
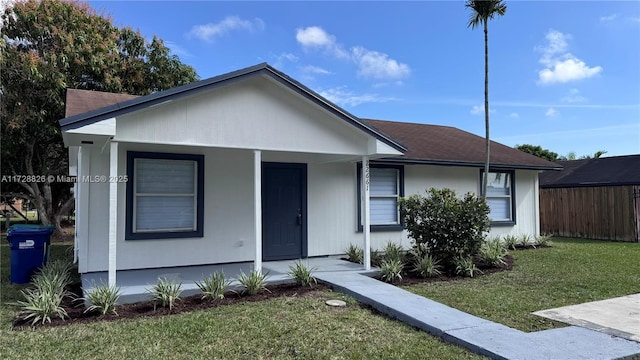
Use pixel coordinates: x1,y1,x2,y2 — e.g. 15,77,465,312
61,67,561,171
65,89,139,118
364,119,561,170
539,155,640,188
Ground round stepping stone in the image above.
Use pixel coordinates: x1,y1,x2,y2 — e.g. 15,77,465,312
325,299,347,307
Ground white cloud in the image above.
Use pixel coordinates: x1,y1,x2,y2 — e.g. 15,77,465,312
536,29,602,85
470,104,495,115
538,57,602,84
296,26,333,47
296,26,410,81
538,30,570,66
280,53,299,62
545,108,558,117
600,14,618,22
561,88,587,103
351,46,410,80
302,65,331,75
470,105,483,115
318,86,396,107
509,112,519,118
164,41,193,59
295,26,349,59
189,16,265,41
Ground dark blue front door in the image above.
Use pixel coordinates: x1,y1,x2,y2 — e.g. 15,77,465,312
262,163,307,261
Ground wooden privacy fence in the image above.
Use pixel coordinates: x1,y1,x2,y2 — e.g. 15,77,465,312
540,185,640,242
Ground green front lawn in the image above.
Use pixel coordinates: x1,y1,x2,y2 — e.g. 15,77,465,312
0,243,483,359
404,238,640,332
2,238,637,358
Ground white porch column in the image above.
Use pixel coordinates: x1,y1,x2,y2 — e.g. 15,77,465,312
108,141,118,286
534,174,541,237
254,150,263,273
362,156,371,270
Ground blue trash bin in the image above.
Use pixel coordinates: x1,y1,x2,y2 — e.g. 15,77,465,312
7,225,55,284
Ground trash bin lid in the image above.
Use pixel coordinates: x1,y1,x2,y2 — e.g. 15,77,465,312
7,224,55,235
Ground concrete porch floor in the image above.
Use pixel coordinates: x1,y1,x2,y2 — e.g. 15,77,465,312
81,256,376,304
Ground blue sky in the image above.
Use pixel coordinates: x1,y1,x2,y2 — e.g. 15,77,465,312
90,0,640,158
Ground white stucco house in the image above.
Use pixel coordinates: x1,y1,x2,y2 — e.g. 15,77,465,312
60,63,560,288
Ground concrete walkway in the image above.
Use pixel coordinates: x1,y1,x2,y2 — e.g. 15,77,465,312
316,271,640,360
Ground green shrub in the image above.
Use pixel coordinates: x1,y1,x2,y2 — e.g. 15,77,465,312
345,244,364,264
379,259,404,283
409,242,431,259
32,259,74,295
535,234,551,247
83,282,121,315
16,287,69,325
502,234,519,250
238,270,270,296
39,260,74,282
14,258,76,324
518,234,535,248
454,257,479,277
382,241,405,263
370,249,383,267
148,278,182,310
412,254,442,278
400,188,490,268
196,272,232,301
479,238,507,267
287,260,317,287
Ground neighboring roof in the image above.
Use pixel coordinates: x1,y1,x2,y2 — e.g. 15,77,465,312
65,89,139,118
539,155,640,188
364,119,561,171
59,63,406,153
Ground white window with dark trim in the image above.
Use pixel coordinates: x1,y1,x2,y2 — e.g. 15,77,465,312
358,164,404,230
126,152,204,240
485,171,514,224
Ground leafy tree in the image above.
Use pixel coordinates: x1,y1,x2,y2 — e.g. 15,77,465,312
515,144,559,162
558,150,607,160
466,0,507,197
0,0,198,232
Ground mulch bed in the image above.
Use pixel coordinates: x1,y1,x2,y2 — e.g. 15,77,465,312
13,253,518,330
385,254,514,286
13,283,331,330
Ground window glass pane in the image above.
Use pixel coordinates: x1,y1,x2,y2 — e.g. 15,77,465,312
371,198,398,224
370,168,398,195
136,196,195,231
487,197,510,221
136,159,195,194
486,172,510,196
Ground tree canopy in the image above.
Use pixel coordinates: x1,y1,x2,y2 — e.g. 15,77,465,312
0,0,199,231
515,144,608,162
515,144,559,162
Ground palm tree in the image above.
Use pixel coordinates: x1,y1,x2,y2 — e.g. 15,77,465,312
465,0,507,197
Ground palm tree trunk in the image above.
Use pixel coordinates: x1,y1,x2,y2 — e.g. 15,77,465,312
482,19,490,198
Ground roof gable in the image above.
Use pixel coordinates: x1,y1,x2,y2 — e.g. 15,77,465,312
540,155,640,188
59,63,405,153
364,119,561,170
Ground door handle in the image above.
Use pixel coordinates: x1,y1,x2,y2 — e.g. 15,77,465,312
296,209,302,225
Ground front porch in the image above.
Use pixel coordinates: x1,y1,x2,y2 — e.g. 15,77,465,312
81,256,378,305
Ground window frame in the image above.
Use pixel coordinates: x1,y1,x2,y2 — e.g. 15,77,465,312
480,169,516,226
125,151,205,240
357,163,404,232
